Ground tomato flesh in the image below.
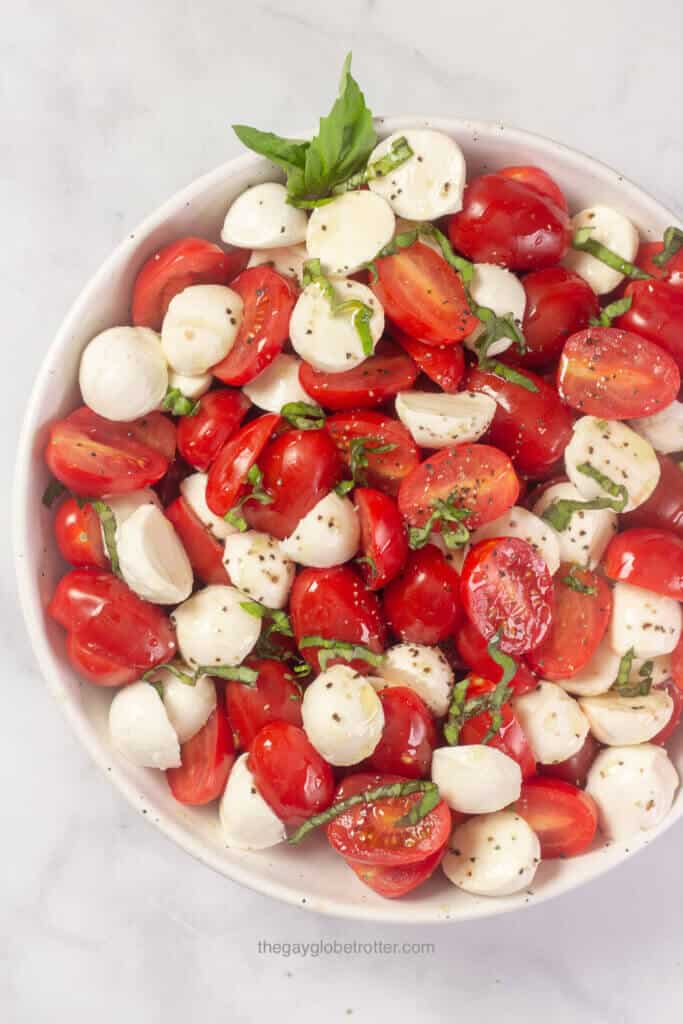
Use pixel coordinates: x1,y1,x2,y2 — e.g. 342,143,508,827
299,341,418,411
326,411,420,497
383,545,462,645
176,390,251,472
455,619,537,695
390,327,465,392
226,658,303,750
54,498,108,569
66,633,139,687
165,496,229,585
205,413,280,517
249,722,334,827
514,777,598,858
354,487,408,590
166,698,236,806
603,528,683,600
346,846,445,898
367,687,437,779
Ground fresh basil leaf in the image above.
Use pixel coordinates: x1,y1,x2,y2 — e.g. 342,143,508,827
89,500,121,577
577,462,628,511
298,635,384,672
281,401,326,430
651,226,683,268
162,387,199,417
479,359,538,392
572,228,651,281
197,664,259,686
334,479,355,497
590,295,633,327
541,495,623,532
143,662,198,687
232,125,308,196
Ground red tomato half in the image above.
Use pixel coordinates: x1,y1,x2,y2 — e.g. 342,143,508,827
54,498,108,569
367,687,437,779
127,412,177,461
354,487,408,590
346,846,445,898
205,413,280,517
455,619,537,696
514,777,598,858
498,165,568,212
166,698,236,806
390,328,465,392
603,528,683,600
66,633,139,687
165,496,229,585
617,280,683,370
249,722,334,827
651,681,683,745
635,241,683,288
176,390,251,472
672,633,683,692
326,411,420,497
622,455,683,539
540,733,601,788
460,677,537,778
517,267,600,368
383,545,462,645
226,658,303,749
211,266,297,386
299,341,418,411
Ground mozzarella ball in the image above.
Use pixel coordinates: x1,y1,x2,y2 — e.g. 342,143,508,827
290,279,384,372
109,682,180,769
248,243,308,282
586,744,679,840
180,472,237,541
243,353,313,413
563,206,639,294
630,401,683,455
558,637,621,697
280,492,360,568
161,284,243,375
79,326,168,422
395,390,496,448
106,488,161,530
609,582,682,657
147,669,217,744
564,416,660,513
221,182,307,249
166,368,213,402
442,811,540,897
631,655,672,688
579,689,674,746
306,191,395,276
469,506,561,576
512,682,590,764
302,665,384,766
223,530,295,609
432,745,522,814
367,129,466,221
117,505,193,605
463,264,526,357
219,753,286,850
533,480,618,568
376,643,453,716
171,585,261,669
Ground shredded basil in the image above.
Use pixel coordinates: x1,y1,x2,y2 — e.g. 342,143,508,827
224,464,273,530
162,387,200,417
346,435,396,486
334,479,355,497
143,662,198,687
89,500,121,578
303,258,375,356
443,634,516,745
652,226,683,268
197,664,259,686
541,495,623,532
562,565,597,595
281,401,326,430
577,462,628,511
590,295,633,327
478,359,538,392
298,635,385,672
572,227,651,281
333,135,414,195
42,478,67,508
240,600,293,637
408,494,471,550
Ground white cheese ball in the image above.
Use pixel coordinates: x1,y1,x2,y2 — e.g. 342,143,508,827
248,243,308,282
79,326,168,422
533,480,618,568
432,745,522,814
243,353,313,413
109,682,181,769
171,585,261,669
166,368,213,402
306,190,395,276
223,531,295,609
469,506,561,576
395,390,496,449
290,279,384,373
301,665,384,766
106,488,161,530
463,264,526,357
630,401,683,455
579,690,674,746
180,472,237,541
221,182,308,249
563,206,639,294
512,682,590,764
586,744,679,841
280,492,360,568
150,669,217,744
631,655,672,689
609,582,682,658
564,416,660,513
376,643,453,717
367,129,466,221
442,811,540,897
558,637,622,697
117,505,193,605
161,284,243,375
219,753,286,850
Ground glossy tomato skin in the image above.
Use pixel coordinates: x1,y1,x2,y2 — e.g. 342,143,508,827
622,455,683,539
467,365,574,478
383,546,462,645
635,241,683,287
367,687,437,779
390,327,465,392
514,777,598,858
226,658,303,750
539,733,600,788
205,413,280,517
54,498,108,569
651,681,683,745
460,678,537,779
66,633,139,687
326,411,420,497
603,528,683,600
498,165,568,212
354,487,408,590
131,237,248,331
165,496,229,585
249,722,334,827
455,619,537,696
526,566,612,679
128,412,177,461
211,266,297,386
176,390,250,472
166,698,236,806
299,341,418,411
346,846,445,898
617,280,683,370
448,173,571,271
517,267,600,368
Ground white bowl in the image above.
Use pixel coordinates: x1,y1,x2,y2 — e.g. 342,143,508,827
14,117,683,923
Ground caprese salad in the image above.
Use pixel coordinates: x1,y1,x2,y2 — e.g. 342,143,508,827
41,55,683,900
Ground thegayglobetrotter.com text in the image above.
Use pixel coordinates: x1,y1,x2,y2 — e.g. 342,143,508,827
257,939,435,957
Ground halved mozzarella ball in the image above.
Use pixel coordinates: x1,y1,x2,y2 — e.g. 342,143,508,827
631,654,671,688
171,585,261,669
432,745,521,814
306,191,395,276
533,480,617,568
563,206,639,294
367,129,466,221
280,492,360,568
79,326,168,421
630,401,683,454
469,507,561,575
161,284,243,375
106,488,161,530
302,665,384,766
394,218,441,254
512,682,590,764
243,353,313,412
564,416,660,512
248,243,308,282
166,368,213,401
223,530,295,609
219,753,286,850
586,744,679,840
117,505,193,605
609,582,682,657
442,811,540,896
290,279,384,372
151,669,216,743
180,472,237,541
376,643,453,716
579,689,674,746
463,264,526,357
109,682,180,769
558,637,621,697
221,182,307,249
395,390,496,448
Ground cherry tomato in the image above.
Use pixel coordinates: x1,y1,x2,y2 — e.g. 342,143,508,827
326,772,451,866
354,487,408,590
346,846,445,898
290,566,387,673
498,165,568,212
371,241,478,345
390,327,465,392
226,658,303,749
461,538,553,655
526,566,611,679
460,677,537,778
383,545,461,645
249,722,334,827
650,681,683,745
45,406,170,497
367,687,437,779
326,411,420,497
513,777,598,858
65,632,139,687
176,390,251,472
557,327,680,420
299,341,418,411
622,455,683,539
54,498,108,569
514,267,599,368
635,241,683,288
128,412,177,461
131,237,249,331
165,496,229,585
398,443,519,533
467,366,573,478
671,633,683,692
448,173,571,271
454,619,537,696
603,528,683,600
617,280,683,370
205,413,280,517
211,266,297,386
539,733,600,788
154,455,192,507
166,698,235,806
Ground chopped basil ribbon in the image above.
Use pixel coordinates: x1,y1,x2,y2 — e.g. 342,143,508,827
611,648,644,697
408,495,472,551
347,435,397,486
572,227,651,281
288,780,440,844
541,495,622,531
365,222,474,284
240,600,293,637
224,464,273,531
162,387,199,417
590,295,633,327
334,479,355,497
444,633,516,746
303,258,375,356
143,662,198,687
478,359,538,392
562,565,597,595
281,401,326,430
332,136,414,195
293,662,312,677
298,635,385,672
443,678,471,746
355,554,378,580
652,226,683,268
577,462,628,511
197,664,259,685
89,499,122,577
42,478,67,508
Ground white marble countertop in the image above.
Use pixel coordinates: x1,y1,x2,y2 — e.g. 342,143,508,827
4,1,683,1020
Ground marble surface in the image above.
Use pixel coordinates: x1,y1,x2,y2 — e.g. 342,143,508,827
3,1,683,1020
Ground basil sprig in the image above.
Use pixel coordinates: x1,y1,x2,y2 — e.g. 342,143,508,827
572,227,651,281
443,634,517,746
303,258,375,356
652,226,683,268
408,494,472,551
298,635,385,672
162,387,199,417
590,295,632,327
225,464,273,531
281,401,326,431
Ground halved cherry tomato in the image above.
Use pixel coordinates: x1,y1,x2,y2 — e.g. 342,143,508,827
65,633,139,687
513,777,598,858
461,538,553,655
367,687,437,779
498,165,568,212
390,327,465,392
622,455,683,539
131,237,249,331
244,428,342,539
249,722,334,827
557,327,680,419
371,241,478,345
346,846,445,898
326,411,420,497
398,443,519,532
617,280,683,370
54,498,108,569
448,173,571,271
354,487,408,590
383,545,461,645
128,412,177,461
603,528,683,600
467,366,573,478
205,412,280,517
635,241,683,287
153,455,192,507
166,697,235,806
226,658,303,750
326,772,451,866
45,407,170,497
299,341,418,411
514,267,599,368
211,266,297,386
651,681,683,745
454,619,537,696
290,566,387,673
460,676,537,778
165,496,229,585
539,733,600,788
176,390,250,472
